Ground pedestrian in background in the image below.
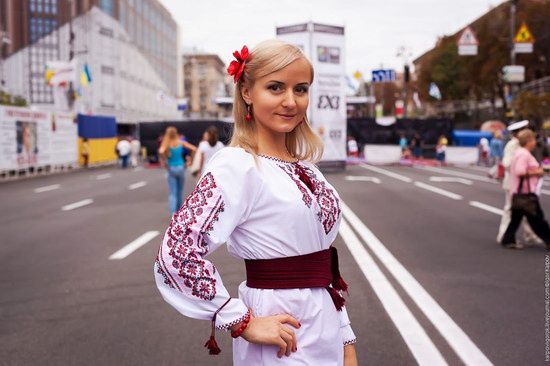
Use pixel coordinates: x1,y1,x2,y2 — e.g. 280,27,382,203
500,129,550,249
410,133,423,159
154,40,357,365
158,126,197,215
478,137,490,166
81,138,90,168
435,134,448,164
399,133,408,152
497,120,541,245
116,137,131,169
347,135,359,158
489,130,504,179
196,125,225,176
130,137,141,168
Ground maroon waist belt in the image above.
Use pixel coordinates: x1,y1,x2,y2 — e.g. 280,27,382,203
244,246,349,311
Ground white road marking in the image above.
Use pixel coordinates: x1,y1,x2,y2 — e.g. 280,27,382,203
469,201,503,215
540,189,550,196
34,184,60,193
339,219,448,365
109,231,160,260
543,181,550,187
62,199,94,211
128,181,147,190
429,177,473,186
416,166,495,184
345,176,381,184
341,201,493,366
414,182,463,200
359,164,413,183
96,173,112,180
454,165,491,173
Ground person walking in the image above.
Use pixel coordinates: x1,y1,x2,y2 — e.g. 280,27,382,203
196,125,225,176
116,137,131,169
81,138,90,168
154,40,357,365
158,126,197,215
497,120,541,245
489,130,504,179
500,129,550,249
435,134,448,164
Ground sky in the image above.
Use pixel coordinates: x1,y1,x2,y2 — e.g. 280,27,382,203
158,0,502,79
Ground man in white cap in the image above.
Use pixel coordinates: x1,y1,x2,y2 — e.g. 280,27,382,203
497,120,542,247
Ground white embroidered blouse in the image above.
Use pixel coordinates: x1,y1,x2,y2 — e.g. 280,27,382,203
154,147,356,365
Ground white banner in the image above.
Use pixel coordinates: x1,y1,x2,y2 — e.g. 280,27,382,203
277,23,347,162
0,106,78,170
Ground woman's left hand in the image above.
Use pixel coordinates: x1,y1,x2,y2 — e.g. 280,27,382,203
344,344,358,366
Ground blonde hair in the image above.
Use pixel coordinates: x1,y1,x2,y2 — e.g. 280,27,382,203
229,40,323,163
517,129,535,147
159,126,179,157
493,130,502,139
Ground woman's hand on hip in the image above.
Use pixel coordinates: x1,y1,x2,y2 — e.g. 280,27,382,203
236,310,301,358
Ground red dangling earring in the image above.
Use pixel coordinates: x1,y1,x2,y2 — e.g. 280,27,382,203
245,104,252,121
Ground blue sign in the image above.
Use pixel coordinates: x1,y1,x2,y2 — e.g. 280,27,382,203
371,69,396,83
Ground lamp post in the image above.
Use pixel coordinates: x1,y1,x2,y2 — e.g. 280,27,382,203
0,30,12,91
509,0,518,118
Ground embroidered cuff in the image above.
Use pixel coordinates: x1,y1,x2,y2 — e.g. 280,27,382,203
341,323,357,346
214,298,249,331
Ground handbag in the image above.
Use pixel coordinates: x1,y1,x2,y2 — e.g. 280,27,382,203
511,175,539,216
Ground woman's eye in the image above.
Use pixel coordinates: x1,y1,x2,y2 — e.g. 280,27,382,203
268,84,283,92
295,86,308,94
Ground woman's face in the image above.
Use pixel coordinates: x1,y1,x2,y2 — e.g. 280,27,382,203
242,58,311,135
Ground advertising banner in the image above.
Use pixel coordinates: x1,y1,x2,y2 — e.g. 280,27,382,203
0,106,78,170
277,22,346,163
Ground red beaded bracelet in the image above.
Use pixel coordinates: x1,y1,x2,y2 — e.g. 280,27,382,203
231,312,251,338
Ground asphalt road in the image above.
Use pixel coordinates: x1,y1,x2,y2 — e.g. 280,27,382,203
0,162,547,365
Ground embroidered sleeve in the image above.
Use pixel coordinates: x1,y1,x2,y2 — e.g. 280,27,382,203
154,148,257,328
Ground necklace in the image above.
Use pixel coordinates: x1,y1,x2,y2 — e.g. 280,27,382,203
257,153,299,164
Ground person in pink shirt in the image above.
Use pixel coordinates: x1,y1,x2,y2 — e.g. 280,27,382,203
501,129,550,249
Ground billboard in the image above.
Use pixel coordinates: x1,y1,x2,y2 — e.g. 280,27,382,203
0,106,77,170
277,22,347,163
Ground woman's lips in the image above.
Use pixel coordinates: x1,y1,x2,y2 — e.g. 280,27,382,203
275,113,297,120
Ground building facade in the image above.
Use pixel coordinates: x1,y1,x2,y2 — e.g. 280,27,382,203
0,0,180,98
3,7,179,122
183,53,229,118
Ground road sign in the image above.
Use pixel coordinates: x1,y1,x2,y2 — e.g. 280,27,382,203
371,69,396,83
514,22,534,54
457,27,479,56
502,65,525,83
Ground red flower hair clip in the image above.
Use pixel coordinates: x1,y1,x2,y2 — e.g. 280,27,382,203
227,45,249,83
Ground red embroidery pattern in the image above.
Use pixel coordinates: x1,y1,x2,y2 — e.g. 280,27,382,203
156,172,225,301
278,163,341,234
216,309,252,331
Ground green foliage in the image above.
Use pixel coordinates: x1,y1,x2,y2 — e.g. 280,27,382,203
513,91,550,127
0,90,28,106
416,0,550,105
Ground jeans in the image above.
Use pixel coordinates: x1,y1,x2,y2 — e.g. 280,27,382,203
167,165,185,215
120,154,129,168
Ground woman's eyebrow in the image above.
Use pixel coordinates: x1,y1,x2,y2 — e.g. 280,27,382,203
266,80,310,86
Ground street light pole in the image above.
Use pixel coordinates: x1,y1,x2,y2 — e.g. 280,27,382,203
509,0,518,119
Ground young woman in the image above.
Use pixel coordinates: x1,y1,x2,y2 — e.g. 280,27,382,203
154,40,358,365
158,126,197,215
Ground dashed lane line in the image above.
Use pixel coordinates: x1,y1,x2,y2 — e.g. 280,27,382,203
96,173,112,180
414,182,463,200
359,165,413,183
128,181,147,190
339,219,448,365
341,201,493,366
34,184,60,193
61,199,94,211
416,166,495,184
344,176,381,184
109,231,160,260
469,201,503,215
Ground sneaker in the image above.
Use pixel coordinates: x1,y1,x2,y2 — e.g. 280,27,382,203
502,243,524,249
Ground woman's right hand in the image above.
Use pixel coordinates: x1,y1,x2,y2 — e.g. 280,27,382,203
234,310,301,358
